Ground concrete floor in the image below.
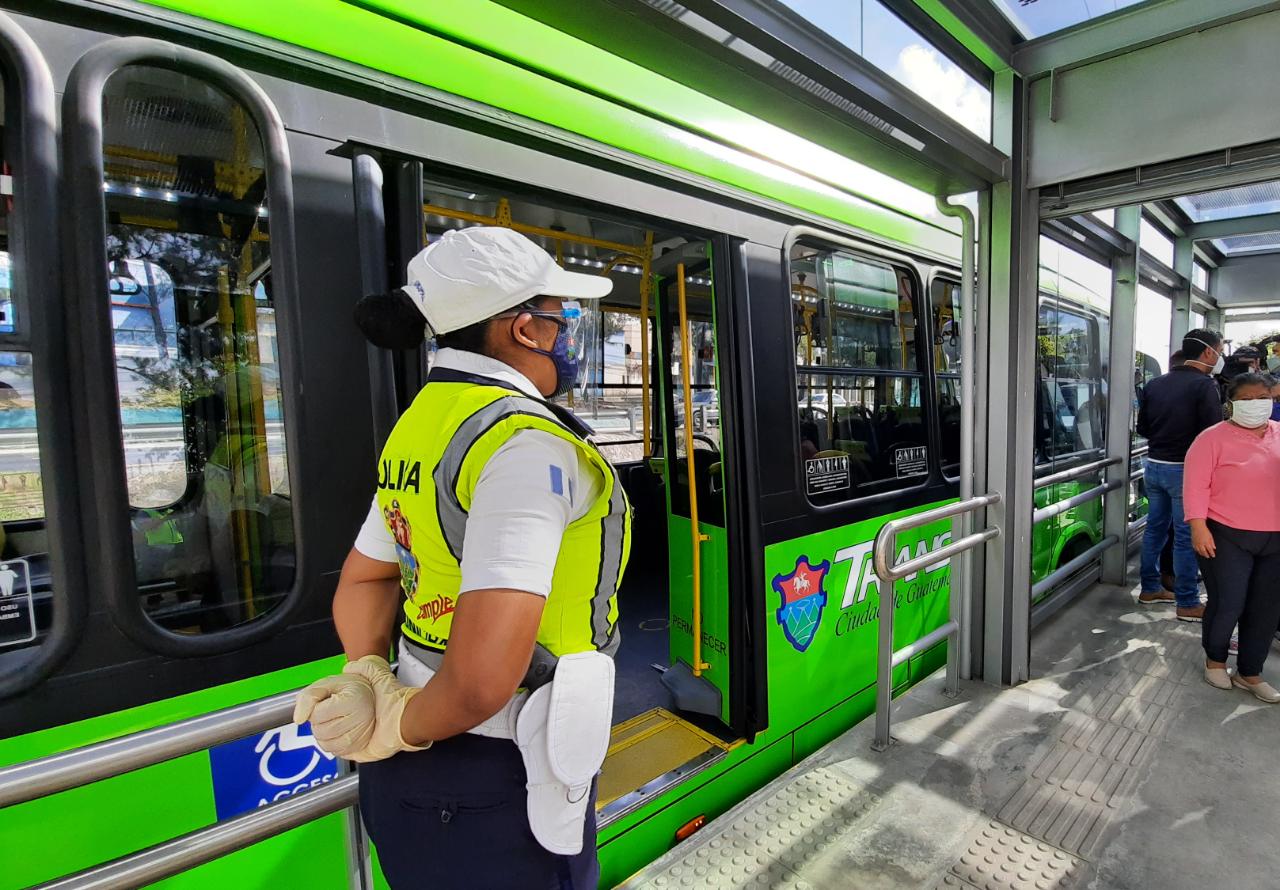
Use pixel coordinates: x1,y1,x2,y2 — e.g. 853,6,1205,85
622,571,1280,889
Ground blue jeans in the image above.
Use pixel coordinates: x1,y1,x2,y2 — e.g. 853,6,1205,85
1140,460,1200,607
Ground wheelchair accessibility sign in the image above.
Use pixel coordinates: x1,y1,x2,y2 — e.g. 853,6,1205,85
208,722,339,819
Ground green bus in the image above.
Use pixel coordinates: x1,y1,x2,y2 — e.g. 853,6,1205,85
0,2,998,887
1030,270,1154,605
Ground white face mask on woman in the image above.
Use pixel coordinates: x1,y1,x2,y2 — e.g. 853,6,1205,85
1230,398,1273,429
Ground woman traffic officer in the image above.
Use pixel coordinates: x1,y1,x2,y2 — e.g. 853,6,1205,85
293,226,632,888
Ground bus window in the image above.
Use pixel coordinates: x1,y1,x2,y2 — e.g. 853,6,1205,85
102,67,294,635
584,308,654,464
790,243,928,502
930,278,962,477
0,354,46,651
1036,302,1107,463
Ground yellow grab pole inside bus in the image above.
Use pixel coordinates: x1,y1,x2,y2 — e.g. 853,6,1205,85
640,231,653,458
675,262,711,675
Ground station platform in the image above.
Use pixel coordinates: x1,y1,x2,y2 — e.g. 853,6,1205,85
620,573,1280,889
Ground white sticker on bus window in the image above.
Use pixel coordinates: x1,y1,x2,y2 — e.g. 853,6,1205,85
805,454,850,496
0,557,34,647
894,446,928,478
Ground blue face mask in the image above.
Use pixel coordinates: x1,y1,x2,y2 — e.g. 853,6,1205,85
1272,401,1280,422
520,301,584,398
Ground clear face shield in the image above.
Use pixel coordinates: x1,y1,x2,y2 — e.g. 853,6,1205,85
514,300,585,397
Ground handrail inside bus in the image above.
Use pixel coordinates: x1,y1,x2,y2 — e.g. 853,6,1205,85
675,260,711,676
870,492,1002,752
640,230,654,458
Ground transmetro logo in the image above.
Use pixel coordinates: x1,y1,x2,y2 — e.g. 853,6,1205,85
769,527,954,650
772,556,830,653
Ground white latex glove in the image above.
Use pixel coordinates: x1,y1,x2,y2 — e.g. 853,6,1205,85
342,654,430,762
293,672,376,758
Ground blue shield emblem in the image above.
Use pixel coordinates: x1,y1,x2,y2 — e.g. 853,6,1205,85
773,556,830,653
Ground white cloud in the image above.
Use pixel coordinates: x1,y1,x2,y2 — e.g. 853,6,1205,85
892,43,991,139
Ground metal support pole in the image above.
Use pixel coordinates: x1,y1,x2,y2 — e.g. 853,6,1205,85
870,494,1002,751
935,196,975,696
1207,306,1226,338
1171,236,1194,352
339,758,373,890
979,68,1035,686
873,559,895,750
1102,205,1141,584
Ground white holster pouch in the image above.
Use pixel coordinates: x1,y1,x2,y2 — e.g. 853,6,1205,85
515,651,615,855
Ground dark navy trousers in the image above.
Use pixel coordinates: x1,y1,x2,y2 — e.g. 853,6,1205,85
1199,520,1280,677
358,732,599,890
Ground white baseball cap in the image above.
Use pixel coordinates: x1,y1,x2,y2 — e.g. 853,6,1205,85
400,226,612,335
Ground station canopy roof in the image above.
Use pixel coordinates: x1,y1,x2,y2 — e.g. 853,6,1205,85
1175,181,1280,257
988,0,1153,40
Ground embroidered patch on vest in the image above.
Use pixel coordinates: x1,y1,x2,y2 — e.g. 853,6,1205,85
383,498,420,602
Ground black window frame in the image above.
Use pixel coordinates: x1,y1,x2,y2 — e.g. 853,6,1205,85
63,37,308,658
785,230,934,508
927,271,963,483
0,11,84,698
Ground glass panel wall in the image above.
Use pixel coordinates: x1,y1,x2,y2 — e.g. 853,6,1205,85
777,0,991,138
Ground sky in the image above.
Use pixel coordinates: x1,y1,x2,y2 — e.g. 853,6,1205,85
778,0,992,138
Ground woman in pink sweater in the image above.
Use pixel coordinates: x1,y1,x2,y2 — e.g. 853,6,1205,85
1185,373,1280,701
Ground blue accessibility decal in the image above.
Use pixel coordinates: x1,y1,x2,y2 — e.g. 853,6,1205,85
208,722,339,820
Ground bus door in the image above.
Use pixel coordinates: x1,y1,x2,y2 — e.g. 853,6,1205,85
651,243,732,725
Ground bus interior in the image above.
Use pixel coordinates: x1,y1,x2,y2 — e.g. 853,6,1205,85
418,173,738,819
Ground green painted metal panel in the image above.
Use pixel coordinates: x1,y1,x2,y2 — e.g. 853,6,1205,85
763,502,956,734
154,814,349,889
0,657,344,888
666,518,731,723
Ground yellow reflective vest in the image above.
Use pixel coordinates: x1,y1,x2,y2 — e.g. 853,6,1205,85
375,368,631,661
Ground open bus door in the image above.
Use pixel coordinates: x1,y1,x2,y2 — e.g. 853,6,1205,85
651,244,731,722
594,240,743,823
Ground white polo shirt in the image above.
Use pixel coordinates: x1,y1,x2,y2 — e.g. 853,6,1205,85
353,348,602,597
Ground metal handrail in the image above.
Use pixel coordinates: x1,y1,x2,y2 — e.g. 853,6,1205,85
0,687,299,808
870,492,1002,752
35,775,359,890
1032,479,1123,524
1034,455,1120,488
1030,535,1119,599
675,260,711,676
1034,447,1106,477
